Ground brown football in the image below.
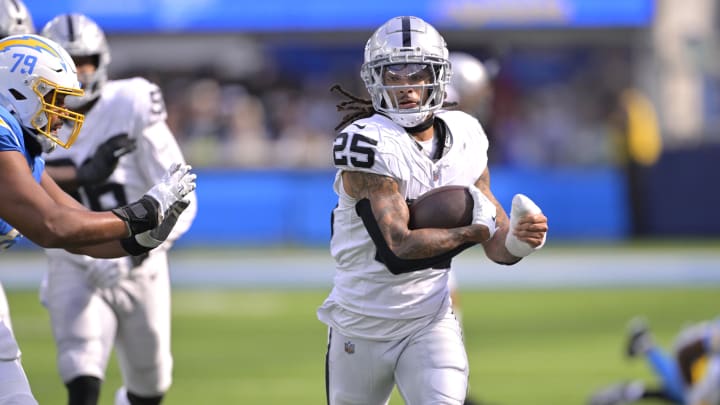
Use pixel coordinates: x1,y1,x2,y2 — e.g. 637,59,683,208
408,185,474,229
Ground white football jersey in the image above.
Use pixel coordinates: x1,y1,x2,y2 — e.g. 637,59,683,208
318,111,488,340
44,77,197,263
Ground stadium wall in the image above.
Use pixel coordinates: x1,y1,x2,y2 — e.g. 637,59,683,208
178,166,631,247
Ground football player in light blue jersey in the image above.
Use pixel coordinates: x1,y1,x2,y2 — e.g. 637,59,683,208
589,318,720,405
0,33,196,403
0,0,36,336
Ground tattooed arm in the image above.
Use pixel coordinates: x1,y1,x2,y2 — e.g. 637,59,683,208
342,170,490,260
476,167,548,265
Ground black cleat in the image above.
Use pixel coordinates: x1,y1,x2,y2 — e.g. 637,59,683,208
626,317,652,358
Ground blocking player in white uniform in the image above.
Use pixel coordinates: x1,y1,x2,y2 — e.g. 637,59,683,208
0,0,35,334
0,33,196,405
319,16,548,405
39,14,197,405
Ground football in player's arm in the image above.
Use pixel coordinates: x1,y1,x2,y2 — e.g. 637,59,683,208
319,16,547,405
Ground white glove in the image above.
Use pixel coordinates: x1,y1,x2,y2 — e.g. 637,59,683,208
467,185,497,241
145,163,196,222
505,194,545,257
0,228,21,251
85,258,131,289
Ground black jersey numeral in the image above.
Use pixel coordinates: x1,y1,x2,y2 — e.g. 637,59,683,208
84,182,128,211
149,86,166,117
333,132,377,169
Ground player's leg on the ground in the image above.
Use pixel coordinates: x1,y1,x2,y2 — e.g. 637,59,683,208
627,319,685,403
644,348,685,402
325,328,396,405
588,380,676,405
395,309,468,405
113,253,172,403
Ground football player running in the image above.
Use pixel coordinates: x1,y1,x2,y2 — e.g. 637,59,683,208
39,13,197,405
319,16,548,405
0,31,195,405
0,0,35,338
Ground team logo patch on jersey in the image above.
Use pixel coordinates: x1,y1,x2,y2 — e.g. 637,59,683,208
344,340,355,354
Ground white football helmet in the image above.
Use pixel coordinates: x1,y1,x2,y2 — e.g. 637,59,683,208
41,13,110,108
361,16,451,128
446,52,494,121
0,0,34,38
0,34,84,151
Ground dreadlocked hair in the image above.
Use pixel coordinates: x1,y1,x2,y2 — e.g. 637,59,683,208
330,84,460,131
330,84,374,131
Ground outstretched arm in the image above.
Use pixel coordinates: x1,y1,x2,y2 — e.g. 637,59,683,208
0,152,130,248
0,151,195,257
40,171,130,257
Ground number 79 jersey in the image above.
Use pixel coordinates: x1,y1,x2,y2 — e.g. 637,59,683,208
324,111,489,335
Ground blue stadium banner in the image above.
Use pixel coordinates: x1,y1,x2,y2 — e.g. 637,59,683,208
25,0,654,33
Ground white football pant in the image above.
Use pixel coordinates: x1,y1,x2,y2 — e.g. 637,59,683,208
44,251,172,396
326,309,468,405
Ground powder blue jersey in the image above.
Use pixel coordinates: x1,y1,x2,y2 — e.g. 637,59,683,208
0,106,44,236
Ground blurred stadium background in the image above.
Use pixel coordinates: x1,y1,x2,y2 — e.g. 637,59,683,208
8,0,720,403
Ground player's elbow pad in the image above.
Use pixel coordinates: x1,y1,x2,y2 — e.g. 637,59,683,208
355,199,474,274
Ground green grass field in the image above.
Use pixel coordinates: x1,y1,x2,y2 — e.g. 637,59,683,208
8,287,719,404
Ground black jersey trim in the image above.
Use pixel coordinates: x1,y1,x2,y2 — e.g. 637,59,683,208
355,198,474,274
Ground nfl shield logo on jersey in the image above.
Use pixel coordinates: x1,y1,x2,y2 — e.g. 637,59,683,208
344,340,355,354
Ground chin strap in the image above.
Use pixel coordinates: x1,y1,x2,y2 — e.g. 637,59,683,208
21,126,52,156
405,116,435,134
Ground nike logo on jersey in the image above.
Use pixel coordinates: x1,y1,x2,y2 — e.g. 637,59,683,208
353,123,367,129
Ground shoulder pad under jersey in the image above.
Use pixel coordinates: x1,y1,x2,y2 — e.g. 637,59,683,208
110,77,168,128
333,115,408,178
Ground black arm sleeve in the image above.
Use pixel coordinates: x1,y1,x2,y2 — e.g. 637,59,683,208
355,198,475,275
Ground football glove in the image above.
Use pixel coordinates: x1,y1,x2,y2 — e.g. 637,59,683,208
112,163,196,236
121,199,190,256
467,185,497,241
76,133,136,186
505,194,545,257
85,258,131,289
0,228,21,251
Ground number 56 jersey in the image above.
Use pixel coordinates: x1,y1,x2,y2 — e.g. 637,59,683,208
320,111,489,340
